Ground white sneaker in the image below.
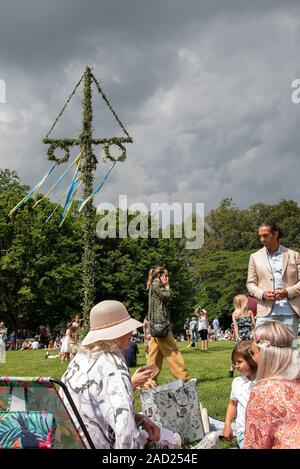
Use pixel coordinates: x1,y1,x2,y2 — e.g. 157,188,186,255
193,431,219,449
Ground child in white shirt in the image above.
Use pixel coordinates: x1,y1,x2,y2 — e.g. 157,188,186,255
224,341,257,448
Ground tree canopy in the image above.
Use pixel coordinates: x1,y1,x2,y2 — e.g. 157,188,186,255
1,171,300,332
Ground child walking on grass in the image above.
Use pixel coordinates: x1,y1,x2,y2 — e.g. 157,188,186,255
223,341,257,448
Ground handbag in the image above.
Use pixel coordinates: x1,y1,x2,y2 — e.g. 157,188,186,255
141,379,204,443
150,322,169,338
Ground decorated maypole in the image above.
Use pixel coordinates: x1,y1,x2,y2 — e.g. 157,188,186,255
10,66,133,330
80,67,96,322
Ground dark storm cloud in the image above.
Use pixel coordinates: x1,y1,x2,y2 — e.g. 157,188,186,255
1,0,300,214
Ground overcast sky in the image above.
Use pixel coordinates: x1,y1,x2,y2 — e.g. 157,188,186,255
1,0,300,217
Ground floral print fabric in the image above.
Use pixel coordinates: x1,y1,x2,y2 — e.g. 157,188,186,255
244,379,300,449
60,351,146,449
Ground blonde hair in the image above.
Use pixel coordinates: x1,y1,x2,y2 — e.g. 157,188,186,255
253,321,300,381
233,295,248,315
78,339,123,359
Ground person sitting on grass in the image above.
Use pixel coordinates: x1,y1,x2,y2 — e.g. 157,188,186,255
60,300,181,449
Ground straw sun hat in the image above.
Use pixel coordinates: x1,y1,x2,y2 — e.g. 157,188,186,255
81,300,143,346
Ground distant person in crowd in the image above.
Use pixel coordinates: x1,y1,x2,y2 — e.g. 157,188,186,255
232,295,255,342
9,331,16,350
0,322,7,363
208,325,216,341
48,339,54,349
212,317,220,336
60,327,71,363
224,341,257,448
244,321,300,449
186,316,198,348
196,307,209,351
31,337,40,350
147,267,189,382
0,322,7,342
60,300,181,449
39,326,49,348
69,325,78,359
16,329,23,350
20,339,31,350
123,338,139,368
183,318,190,341
71,314,82,342
247,221,300,347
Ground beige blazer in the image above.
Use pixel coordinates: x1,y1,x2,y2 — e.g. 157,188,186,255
246,246,300,317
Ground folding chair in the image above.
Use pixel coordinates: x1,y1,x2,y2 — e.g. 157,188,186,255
0,377,95,449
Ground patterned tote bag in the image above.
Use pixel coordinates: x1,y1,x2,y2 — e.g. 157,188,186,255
141,379,204,443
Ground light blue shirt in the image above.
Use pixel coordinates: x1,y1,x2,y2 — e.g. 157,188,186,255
266,246,294,316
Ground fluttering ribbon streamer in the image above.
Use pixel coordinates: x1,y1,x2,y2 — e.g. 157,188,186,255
9,162,58,217
59,180,82,227
59,159,81,224
33,150,83,208
78,161,116,213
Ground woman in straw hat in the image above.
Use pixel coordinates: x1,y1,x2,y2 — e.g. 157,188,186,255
60,300,181,449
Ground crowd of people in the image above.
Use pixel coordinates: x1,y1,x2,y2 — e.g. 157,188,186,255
0,315,82,364
0,221,299,449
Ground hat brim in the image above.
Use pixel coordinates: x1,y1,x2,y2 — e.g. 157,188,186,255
81,317,143,346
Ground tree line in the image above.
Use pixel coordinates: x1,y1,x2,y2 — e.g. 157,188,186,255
1,169,300,332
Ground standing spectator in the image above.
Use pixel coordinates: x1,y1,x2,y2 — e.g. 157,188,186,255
9,331,16,350
0,322,7,363
72,314,82,343
247,221,300,347
232,295,255,342
147,266,189,382
183,318,190,341
244,321,300,449
196,308,209,351
69,325,78,359
39,326,49,348
60,327,71,363
0,322,7,342
212,317,220,337
186,316,198,348
16,330,22,350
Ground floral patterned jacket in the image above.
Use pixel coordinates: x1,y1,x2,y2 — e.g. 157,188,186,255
60,351,147,449
148,279,172,325
244,379,300,449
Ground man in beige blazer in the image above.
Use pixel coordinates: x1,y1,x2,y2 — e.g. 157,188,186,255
247,222,300,345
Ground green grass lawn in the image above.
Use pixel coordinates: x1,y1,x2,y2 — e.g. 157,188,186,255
0,340,235,447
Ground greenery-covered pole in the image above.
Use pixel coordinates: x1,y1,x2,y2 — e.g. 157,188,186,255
43,65,133,331
80,66,96,323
